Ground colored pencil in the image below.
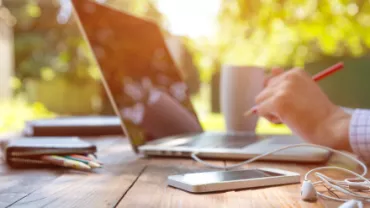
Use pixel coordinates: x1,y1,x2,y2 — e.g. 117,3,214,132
311,62,344,81
244,62,344,117
87,154,104,164
71,154,103,165
64,155,101,168
87,154,97,160
41,155,91,171
87,154,101,163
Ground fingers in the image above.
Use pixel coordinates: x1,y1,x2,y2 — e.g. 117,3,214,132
264,114,282,124
256,67,306,124
252,96,283,124
255,92,283,124
266,67,304,88
255,89,289,121
254,97,277,118
256,81,290,104
264,67,284,87
255,87,275,104
271,67,284,76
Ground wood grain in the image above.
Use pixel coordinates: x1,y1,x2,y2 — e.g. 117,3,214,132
116,152,369,208
1,134,369,208
0,170,61,208
4,137,145,208
116,157,226,208
222,161,323,208
0,133,63,207
117,157,322,208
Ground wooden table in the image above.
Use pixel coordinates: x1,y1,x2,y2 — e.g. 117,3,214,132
0,136,367,208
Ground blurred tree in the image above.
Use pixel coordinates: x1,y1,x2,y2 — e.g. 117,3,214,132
4,0,167,115
186,0,370,83
217,0,370,68
5,0,165,84
184,0,370,112
5,0,90,82
0,0,16,100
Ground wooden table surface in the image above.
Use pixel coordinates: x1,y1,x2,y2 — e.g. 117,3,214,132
0,136,367,208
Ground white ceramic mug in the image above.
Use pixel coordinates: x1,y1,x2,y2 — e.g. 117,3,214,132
220,65,265,133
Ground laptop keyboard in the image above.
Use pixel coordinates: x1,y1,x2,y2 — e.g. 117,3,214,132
175,133,259,149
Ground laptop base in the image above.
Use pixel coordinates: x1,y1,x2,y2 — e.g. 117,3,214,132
139,132,331,163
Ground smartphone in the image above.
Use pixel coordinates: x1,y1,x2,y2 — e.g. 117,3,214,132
167,168,300,193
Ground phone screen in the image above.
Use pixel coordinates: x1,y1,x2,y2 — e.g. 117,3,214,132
180,169,284,185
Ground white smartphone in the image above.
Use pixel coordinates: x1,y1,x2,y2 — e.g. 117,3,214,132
167,168,300,193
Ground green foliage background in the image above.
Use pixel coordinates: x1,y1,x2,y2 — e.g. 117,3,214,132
1,0,164,132
9,0,370,89
186,0,370,83
2,0,370,133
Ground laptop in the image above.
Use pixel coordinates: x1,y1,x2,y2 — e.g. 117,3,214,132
71,0,330,162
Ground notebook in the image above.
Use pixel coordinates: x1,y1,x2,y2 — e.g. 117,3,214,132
23,116,122,137
4,137,97,167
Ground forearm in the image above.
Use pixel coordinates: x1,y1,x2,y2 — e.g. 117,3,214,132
311,106,370,162
319,106,351,152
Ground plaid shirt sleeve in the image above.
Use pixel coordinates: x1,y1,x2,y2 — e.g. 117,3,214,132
349,109,370,162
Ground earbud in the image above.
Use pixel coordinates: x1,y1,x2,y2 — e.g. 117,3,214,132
301,180,317,202
338,200,363,208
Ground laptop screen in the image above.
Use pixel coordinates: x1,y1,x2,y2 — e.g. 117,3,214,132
71,0,203,152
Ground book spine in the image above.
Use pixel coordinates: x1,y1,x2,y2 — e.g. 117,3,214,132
9,157,50,165
10,149,95,157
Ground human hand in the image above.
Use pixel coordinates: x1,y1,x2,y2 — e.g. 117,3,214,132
262,67,285,124
255,67,351,151
264,67,285,88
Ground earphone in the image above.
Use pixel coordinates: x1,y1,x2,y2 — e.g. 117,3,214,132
191,143,369,207
339,200,363,208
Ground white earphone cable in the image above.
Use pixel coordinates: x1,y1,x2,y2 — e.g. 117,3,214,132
316,173,370,201
191,143,367,176
191,143,369,203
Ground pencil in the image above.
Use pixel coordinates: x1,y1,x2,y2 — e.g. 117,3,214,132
71,154,103,165
41,155,91,171
312,62,344,81
64,155,101,168
87,154,97,160
244,62,344,117
87,154,102,163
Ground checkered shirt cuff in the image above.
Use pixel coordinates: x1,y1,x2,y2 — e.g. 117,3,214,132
349,109,370,162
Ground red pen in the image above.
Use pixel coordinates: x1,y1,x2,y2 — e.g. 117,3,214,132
244,62,344,117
